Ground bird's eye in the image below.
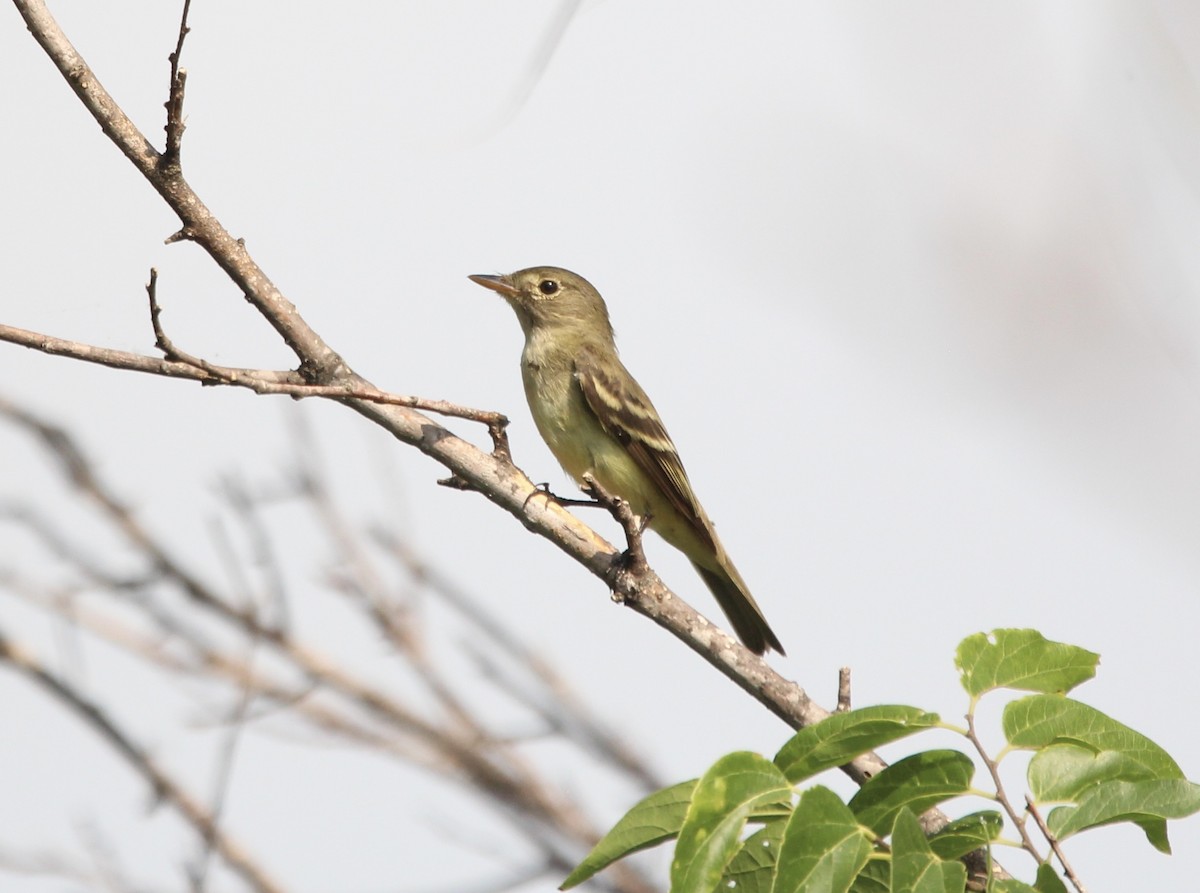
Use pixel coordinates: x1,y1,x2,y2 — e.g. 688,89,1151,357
538,279,559,296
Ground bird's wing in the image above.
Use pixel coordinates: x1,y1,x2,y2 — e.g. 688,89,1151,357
573,345,714,547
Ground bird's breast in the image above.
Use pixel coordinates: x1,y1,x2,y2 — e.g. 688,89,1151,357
520,352,594,479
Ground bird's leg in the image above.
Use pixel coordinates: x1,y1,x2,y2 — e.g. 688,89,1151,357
580,473,650,577
522,481,606,511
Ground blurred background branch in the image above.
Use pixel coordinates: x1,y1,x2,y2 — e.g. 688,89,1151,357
0,398,661,893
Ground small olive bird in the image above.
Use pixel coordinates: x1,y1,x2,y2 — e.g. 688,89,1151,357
469,267,785,655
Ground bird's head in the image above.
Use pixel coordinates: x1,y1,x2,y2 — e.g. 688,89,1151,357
469,266,615,344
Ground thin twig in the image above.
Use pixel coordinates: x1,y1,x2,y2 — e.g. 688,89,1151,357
1026,795,1088,893
0,328,509,438
964,709,1043,859
162,0,192,163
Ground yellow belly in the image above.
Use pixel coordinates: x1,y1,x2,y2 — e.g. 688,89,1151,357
521,356,715,567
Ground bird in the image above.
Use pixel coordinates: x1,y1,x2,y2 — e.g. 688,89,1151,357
469,266,785,655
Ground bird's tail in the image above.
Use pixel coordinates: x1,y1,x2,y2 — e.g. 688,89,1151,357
691,560,785,656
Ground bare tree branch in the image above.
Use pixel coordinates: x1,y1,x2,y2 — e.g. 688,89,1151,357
12,0,338,373
0,322,510,438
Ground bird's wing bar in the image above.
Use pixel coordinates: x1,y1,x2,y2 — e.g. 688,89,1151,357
573,346,714,548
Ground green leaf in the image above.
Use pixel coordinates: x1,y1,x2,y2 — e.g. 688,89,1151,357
927,811,1004,860
775,706,941,784
956,630,1098,698
561,779,697,889
721,819,786,893
850,751,974,837
890,808,967,893
1004,695,1183,781
1033,863,1069,893
772,785,872,893
670,752,791,893
849,860,891,893
1028,742,1157,801
1045,779,1200,853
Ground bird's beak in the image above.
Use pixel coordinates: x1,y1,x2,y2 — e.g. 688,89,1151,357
468,273,521,299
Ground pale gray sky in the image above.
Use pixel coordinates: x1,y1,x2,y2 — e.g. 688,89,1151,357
2,2,1199,891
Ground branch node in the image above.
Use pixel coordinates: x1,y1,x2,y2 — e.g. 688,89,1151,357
488,417,512,461
299,357,342,387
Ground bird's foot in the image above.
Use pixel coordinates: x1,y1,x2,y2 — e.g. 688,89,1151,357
581,473,651,578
